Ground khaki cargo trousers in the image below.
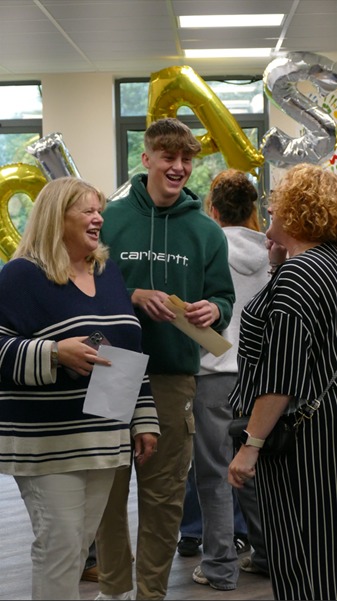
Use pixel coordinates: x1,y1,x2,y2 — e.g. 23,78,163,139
96,374,196,600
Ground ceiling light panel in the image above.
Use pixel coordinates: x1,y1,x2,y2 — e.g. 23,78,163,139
184,48,272,58
178,14,284,28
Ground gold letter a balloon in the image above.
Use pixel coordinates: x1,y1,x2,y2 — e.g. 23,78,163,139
147,66,265,176
0,163,47,262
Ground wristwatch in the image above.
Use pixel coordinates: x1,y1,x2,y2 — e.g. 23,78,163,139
240,430,265,449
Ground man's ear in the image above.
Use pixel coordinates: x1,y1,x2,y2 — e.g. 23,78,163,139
141,151,150,169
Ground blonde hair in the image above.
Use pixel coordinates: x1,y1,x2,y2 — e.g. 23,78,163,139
270,164,337,242
13,176,109,284
205,169,260,231
144,118,201,156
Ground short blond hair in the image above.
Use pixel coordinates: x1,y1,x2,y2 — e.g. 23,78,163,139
144,118,201,156
270,164,337,242
13,177,109,284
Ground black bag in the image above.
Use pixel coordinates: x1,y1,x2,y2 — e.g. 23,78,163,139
228,413,298,455
229,372,336,456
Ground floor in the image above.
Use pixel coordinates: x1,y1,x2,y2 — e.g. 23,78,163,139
0,472,274,600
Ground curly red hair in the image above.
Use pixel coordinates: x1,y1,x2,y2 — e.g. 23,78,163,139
271,164,337,242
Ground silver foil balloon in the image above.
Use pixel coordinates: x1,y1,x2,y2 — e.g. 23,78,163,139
107,179,131,202
261,52,337,167
27,132,81,180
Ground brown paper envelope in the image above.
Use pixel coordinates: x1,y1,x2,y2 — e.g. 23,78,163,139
164,295,232,357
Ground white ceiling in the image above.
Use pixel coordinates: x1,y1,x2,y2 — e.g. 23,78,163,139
0,0,336,79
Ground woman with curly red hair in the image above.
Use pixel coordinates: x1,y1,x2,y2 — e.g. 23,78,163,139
229,163,337,600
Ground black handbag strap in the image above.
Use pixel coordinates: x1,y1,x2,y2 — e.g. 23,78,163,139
316,369,337,403
299,369,337,419
237,370,337,419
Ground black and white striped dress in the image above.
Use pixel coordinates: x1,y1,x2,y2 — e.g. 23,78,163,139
229,242,337,600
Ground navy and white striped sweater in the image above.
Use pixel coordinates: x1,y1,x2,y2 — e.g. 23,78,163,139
0,258,159,475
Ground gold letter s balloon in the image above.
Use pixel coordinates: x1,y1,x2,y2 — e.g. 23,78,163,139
147,66,264,176
0,163,47,262
261,51,337,166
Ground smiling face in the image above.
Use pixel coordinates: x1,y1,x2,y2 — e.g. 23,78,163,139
63,191,104,262
142,148,193,207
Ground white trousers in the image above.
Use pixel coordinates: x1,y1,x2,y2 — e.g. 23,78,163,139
15,468,116,600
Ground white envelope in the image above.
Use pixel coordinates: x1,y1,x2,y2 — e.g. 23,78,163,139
82,345,149,422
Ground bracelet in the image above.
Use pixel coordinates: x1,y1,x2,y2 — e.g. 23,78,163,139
268,263,280,276
51,341,59,368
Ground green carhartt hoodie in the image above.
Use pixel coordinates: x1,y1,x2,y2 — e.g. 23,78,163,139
101,173,235,374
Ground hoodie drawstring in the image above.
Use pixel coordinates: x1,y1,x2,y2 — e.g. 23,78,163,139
164,214,169,284
149,209,169,289
150,208,155,290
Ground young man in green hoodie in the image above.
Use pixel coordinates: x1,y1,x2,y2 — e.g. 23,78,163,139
94,118,235,600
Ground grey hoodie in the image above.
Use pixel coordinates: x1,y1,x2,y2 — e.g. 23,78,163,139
199,226,270,374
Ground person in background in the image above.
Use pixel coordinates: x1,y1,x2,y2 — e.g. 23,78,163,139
177,462,250,558
81,541,98,582
177,464,203,557
178,169,274,591
94,117,235,600
0,177,160,601
229,163,337,600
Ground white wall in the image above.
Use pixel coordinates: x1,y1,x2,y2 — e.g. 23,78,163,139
2,71,308,196
41,73,116,197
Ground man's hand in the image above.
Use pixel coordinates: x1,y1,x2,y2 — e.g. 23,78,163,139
184,300,220,328
131,289,176,322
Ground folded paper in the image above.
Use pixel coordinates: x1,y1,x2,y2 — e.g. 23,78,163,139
164,295,232,357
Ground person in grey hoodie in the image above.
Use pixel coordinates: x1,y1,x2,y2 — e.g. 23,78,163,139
190,169,278,591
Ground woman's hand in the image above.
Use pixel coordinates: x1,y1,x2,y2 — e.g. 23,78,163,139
228,445,260,488
134,433,159,466
265,239,287,265
228,393,292,488
57,336,111,377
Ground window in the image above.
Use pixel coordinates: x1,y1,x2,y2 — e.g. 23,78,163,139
0,82,42,165
115,76,269,214
0,82,43,268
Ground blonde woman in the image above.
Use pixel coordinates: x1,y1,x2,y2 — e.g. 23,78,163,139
0,176,159,600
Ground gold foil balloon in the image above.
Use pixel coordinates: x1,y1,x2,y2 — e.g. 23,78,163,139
0,163,47,262
147,66,265,176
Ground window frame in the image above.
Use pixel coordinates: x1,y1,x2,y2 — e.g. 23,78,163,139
0,80,42,162
0,118,42,135
114,75,269,197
